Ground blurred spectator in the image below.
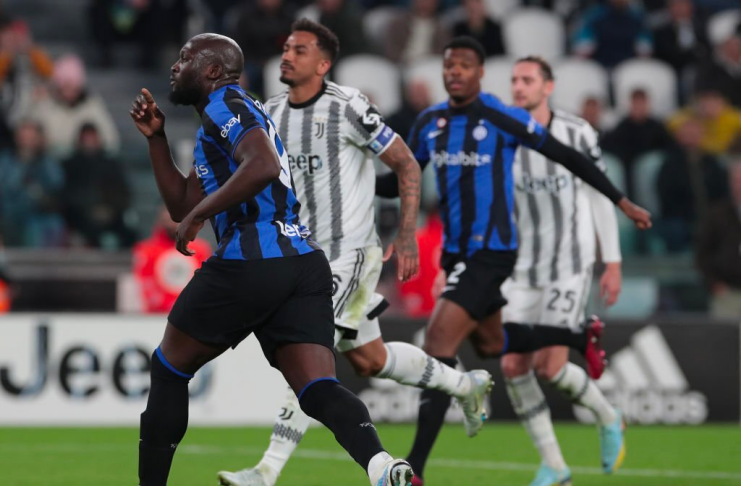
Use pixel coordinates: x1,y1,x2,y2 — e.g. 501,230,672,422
385,0,449,64
580,96,605,132
0,120,65,248
696,160,741,319
603,89,673,197
31,55,119,158
694,22,741,107
452,0,504,57
133,206,211,313
386,78,432,140
667,86,741,155
398,212,443,318
572,0,653,68
0,21,54,145
318,0,369,59
89,0,188,69
231,0,294,98
651,0,709,77
61,124,136,249
657,119,728,253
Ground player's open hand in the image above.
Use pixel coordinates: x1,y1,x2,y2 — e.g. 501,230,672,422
383,231,420,282
130,88,165,138
618,198,652,230
175,212,205,256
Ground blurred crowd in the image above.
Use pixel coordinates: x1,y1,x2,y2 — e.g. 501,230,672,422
0,0,739,316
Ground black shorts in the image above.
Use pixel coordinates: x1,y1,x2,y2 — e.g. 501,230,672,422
168,250,335,368
440,249,517,321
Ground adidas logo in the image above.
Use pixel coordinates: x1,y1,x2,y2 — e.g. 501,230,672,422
573,326,708,425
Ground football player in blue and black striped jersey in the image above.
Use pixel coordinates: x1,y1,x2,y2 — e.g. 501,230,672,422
131,33,414,486
377,37,651,485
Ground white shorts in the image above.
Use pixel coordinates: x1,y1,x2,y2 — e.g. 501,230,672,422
501,268,593,330
330,246,385,353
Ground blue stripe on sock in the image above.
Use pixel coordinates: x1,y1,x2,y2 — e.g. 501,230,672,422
298,377,339,402
155,347,195,379
501,328,509,355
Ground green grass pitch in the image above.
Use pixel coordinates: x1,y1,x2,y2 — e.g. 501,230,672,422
1,424,740,485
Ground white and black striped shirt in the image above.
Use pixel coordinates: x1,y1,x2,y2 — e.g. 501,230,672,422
265,81,397,261
512,110,621,287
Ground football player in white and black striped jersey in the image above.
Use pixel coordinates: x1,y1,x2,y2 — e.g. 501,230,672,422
501,56,626,486
217,19,493,486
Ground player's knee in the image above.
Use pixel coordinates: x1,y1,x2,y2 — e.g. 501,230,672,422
473,339,505,359
501,355,529,378
534,360,563,382
352,356,385,378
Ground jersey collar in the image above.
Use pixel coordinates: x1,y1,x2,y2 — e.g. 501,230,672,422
289,82,327,109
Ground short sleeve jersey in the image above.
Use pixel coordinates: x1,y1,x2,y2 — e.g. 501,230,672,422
195,85,318,260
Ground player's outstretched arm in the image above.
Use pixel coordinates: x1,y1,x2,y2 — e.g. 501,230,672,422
536,134,652,230
130,88,202,222
173,128,280,255
378,137,421,282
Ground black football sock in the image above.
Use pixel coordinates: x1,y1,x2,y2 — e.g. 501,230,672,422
406,356,456,479
501,322,587,355
139,348,193,486
298,378,385,472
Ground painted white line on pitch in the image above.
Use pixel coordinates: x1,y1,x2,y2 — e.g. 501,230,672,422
2,442,740,481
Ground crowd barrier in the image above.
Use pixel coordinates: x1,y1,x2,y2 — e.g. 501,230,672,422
1,314,738,425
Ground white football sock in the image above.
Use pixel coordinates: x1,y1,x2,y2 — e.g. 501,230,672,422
254,387,312,485
367,451,393,485
375,342,471,398
550,362,616,426
506,371,567,471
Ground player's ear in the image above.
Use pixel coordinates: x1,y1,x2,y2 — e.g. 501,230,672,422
317,59,331,77
207,64,222,80
544,79,555,96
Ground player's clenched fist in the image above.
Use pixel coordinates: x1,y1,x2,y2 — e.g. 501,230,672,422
130,88,165,138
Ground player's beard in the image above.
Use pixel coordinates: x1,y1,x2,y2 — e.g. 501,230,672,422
168,80,201,106
279,75,296,87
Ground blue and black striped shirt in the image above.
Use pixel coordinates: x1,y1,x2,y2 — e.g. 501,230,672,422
195,85,318,260
409,92,547,257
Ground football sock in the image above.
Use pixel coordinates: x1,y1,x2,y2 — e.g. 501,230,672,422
376,343,472,399
254,387,312,485
406,356,457,479
139,348,193,486
550,363,616,426
502,322,587,355
298,378,384,473
505,371,567,471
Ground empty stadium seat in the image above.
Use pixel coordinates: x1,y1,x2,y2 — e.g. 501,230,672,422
335,55,401,115
631,150,665,216
484,0,520,20
363,6,405,52
603,152,637,254
482,56,514,103
295,4,320,22
263,56,285,100
503,7,565,60
707,8,740,45
552,58,609,114
404,56,447,104
613,59,677,118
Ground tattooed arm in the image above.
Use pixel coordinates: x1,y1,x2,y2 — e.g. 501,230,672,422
378,136,421,282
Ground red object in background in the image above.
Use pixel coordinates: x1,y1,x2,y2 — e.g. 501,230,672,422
399,213,444,318
0,279,10,313
133,228,211,313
